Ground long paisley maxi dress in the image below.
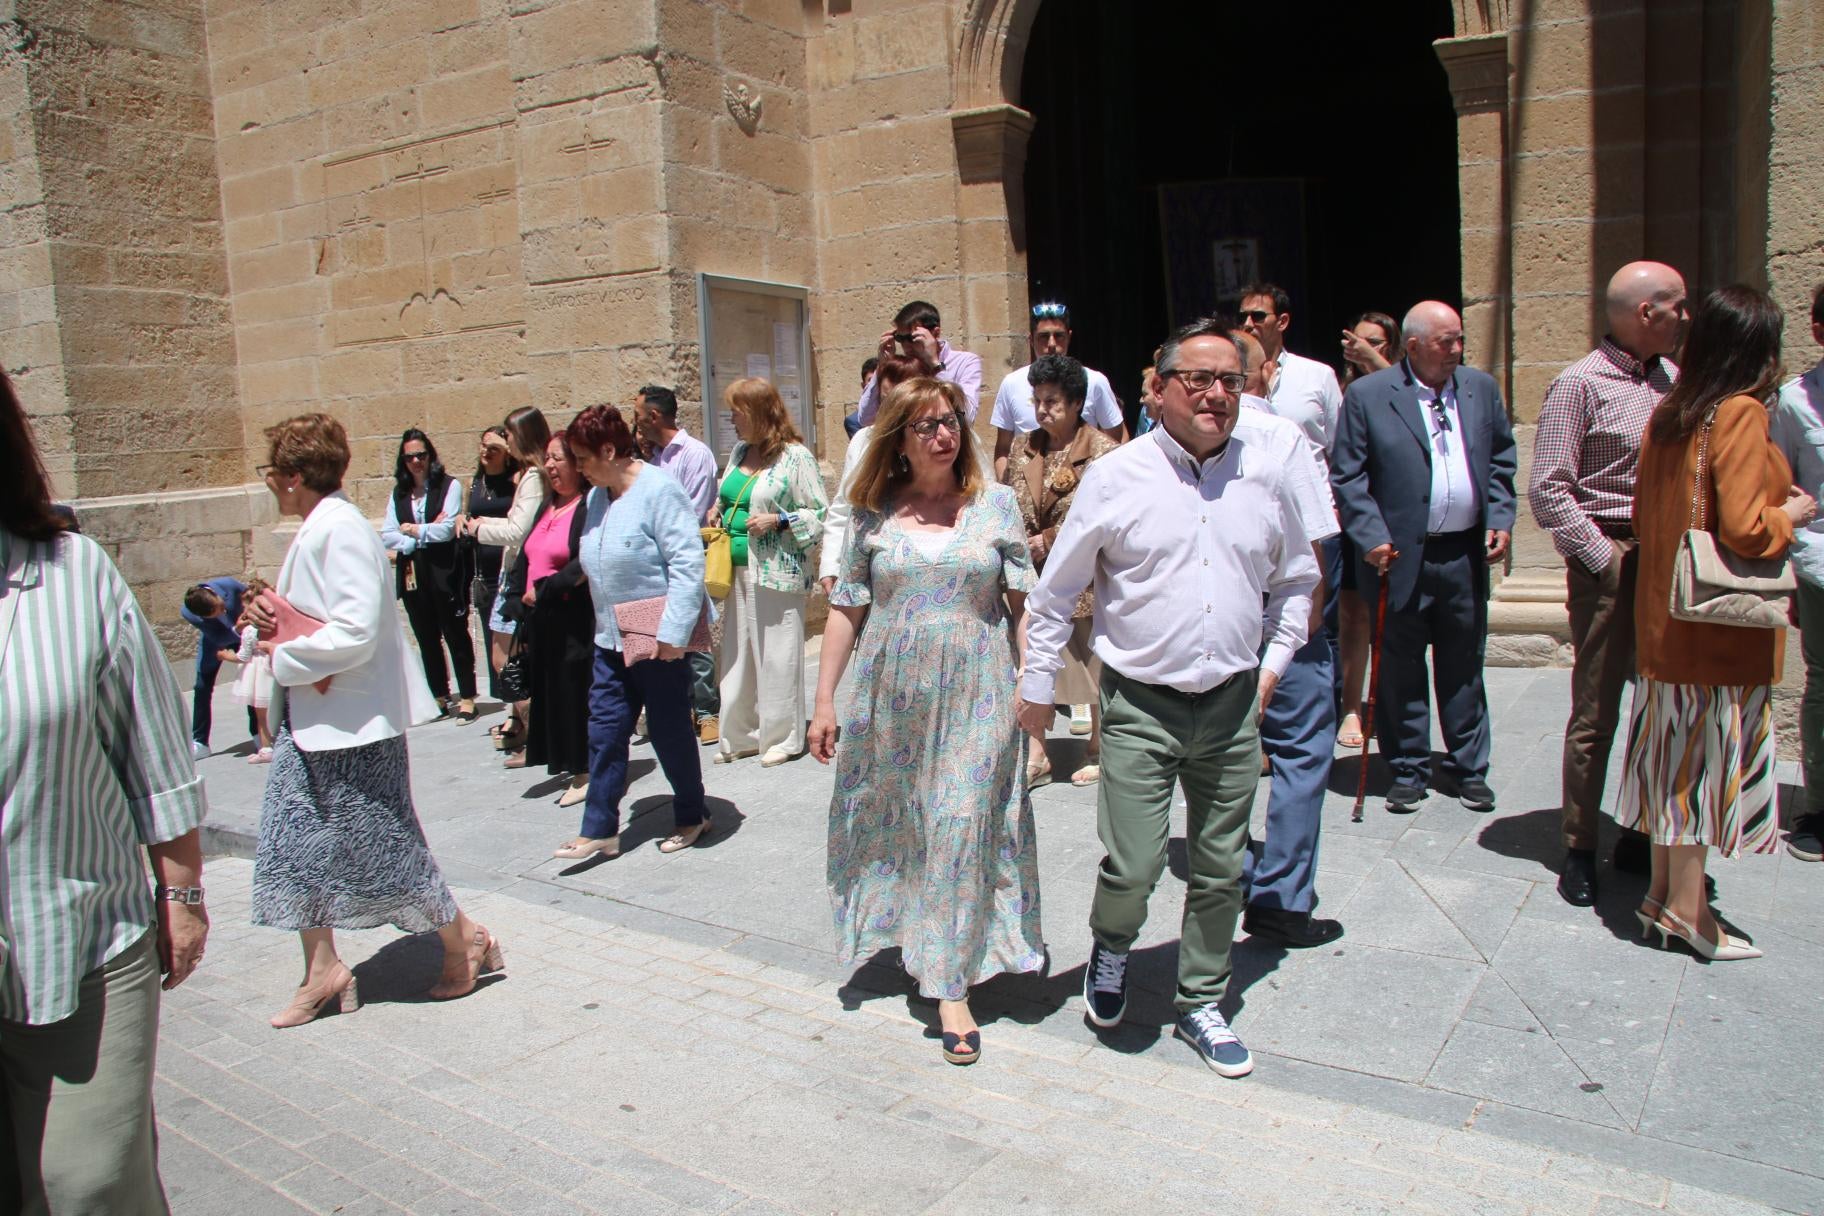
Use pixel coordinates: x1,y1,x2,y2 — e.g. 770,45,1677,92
826,483,1046,999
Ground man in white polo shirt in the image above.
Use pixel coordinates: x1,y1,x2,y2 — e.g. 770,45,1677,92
1238,282,1342,462
991,302,1127,481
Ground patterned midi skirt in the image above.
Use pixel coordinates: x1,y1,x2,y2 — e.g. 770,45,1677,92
252,716,459,932
1615,679,1779,857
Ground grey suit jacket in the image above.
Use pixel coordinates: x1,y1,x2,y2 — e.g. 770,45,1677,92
1329,360,1518,611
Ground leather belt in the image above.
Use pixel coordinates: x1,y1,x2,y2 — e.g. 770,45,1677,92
1596,519,1635,540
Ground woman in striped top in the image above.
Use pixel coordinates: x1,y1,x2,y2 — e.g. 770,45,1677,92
0,372,209,1212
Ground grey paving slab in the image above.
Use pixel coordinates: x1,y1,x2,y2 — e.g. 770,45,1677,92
173,661,1824,1214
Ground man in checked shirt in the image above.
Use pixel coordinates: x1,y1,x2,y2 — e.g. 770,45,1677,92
1530,261,1687,907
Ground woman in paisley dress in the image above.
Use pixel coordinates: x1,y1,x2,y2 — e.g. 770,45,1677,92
245,414,502,1028
1001,354,1119,789
808,377,1044,1066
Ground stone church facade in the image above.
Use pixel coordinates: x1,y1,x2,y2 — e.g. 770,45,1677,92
1,0,1819,659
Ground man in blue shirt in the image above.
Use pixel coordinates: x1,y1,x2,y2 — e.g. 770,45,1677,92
1771,282,1824,862
180,576,245,759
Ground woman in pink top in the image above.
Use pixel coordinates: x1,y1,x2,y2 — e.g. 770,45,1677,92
504,433,594,807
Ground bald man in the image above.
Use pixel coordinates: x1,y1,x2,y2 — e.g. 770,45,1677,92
1530,261,1686,906
1330,301,1517,815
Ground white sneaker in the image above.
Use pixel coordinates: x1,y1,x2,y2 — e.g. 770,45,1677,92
191,741,209,761
1069,704,1092,736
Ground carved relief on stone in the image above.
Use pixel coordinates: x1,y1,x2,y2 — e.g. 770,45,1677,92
723,81,763,136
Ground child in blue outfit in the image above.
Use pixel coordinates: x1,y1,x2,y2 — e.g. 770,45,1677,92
180,576,246,758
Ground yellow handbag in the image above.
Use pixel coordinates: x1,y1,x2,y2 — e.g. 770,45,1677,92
701,526,733,600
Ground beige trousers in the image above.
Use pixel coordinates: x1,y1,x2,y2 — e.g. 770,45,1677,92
0,931,168,1215
717,562,806,757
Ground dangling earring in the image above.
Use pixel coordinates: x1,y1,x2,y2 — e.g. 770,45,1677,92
895,453,910,474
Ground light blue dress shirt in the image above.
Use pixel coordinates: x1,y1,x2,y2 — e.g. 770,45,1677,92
1771,361,1824,588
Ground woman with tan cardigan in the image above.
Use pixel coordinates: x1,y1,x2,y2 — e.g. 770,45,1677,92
1619,286,1816,960
458,406,549,753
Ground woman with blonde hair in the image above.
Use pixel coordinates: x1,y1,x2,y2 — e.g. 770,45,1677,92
809,377,1043,1066
712,377,828,766
459,406,550,753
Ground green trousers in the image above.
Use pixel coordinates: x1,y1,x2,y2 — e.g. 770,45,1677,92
1091,666,1260,1013
0,931,168,1215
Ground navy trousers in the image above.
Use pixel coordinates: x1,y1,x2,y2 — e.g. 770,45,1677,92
581,646,707,840
191,659,221,746
1245,630,1336,912
1374,531,1492,787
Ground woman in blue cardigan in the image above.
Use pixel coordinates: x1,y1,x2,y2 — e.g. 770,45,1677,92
556,405,711,862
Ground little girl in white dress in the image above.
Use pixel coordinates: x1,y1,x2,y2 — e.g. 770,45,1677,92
231,576,276,764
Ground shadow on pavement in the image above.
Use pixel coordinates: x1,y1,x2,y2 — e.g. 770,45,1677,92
347,931,508,1005
615,793,745,853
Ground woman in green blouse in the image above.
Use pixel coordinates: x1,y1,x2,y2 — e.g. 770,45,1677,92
712,378,829,766
1,374,208,1213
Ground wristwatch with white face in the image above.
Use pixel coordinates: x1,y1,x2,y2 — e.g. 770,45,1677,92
155,885,206,905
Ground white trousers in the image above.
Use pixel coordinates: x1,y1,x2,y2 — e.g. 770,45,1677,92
717,563,806,756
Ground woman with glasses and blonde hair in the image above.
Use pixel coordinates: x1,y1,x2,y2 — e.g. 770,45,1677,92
711,378,828,766
458,406,550,754
809,377,1044,1066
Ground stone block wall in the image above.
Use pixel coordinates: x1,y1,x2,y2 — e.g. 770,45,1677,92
1768,0,1823,357
207,0,531,518
15,0,239,500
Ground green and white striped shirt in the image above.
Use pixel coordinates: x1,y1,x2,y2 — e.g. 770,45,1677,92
0,529,208,1025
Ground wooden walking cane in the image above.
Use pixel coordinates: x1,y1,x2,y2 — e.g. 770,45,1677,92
1351,574,1392,823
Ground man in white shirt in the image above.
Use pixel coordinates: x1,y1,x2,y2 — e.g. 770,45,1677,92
1018,319,1320,1080
1238,282,1343,460
991,303,1127,480
855,301,983,425
636,384,721,744
1228,328,1345,950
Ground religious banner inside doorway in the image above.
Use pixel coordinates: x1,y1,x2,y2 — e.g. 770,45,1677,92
1157,180,1308,339
697,275,813,462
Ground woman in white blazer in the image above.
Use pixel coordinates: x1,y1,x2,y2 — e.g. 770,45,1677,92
245,413,503,1029
459,406,549,752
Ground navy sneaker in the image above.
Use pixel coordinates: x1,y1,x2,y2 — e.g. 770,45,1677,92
1176,1004,1253,1078
1082,941,1128,1028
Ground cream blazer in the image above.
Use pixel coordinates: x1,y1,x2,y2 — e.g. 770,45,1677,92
270,493,438,751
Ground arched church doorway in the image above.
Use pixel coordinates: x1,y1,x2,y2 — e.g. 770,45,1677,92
1018,0,1462,413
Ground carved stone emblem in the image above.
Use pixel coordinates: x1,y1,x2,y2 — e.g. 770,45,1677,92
723,81,762,136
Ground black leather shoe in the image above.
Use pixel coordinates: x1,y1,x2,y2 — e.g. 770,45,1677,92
1243,905,1344,948
1386,782,1425,813
1557,849,1597,906
1789,814,1824,862
1456,776,1496,812
1612,829,1650,874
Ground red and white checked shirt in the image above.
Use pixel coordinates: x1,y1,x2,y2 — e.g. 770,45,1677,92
1528,338,1678,575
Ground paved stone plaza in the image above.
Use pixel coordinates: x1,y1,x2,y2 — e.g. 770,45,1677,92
167,663,1823,1215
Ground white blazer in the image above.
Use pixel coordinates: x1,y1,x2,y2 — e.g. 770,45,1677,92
270,493,438,751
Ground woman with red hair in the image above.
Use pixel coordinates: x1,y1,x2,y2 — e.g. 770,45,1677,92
557,405,712,861
711,378,828,767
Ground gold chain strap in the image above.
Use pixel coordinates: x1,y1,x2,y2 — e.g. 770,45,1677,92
1688,409,1717,533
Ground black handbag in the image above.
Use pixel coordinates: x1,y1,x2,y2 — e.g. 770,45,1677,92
496,628,532,702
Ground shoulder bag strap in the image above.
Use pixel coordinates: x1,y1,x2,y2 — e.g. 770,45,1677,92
1690,408,1718,533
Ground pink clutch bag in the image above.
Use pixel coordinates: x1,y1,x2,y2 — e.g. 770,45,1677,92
254,589,333,693
613,594,711,664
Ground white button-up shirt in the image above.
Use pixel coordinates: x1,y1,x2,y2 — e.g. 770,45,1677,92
1266,348,1343,462
991,362,1124,433
1417,377,1479,533
1021,426,1320,704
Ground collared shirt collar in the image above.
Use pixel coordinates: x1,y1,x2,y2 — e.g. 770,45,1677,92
659,425,691,454
1403,359,1457,407
1151,422,1230,478
1597,336,1660,380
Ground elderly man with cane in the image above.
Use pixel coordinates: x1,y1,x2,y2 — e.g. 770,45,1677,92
1019,318,1320,1079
